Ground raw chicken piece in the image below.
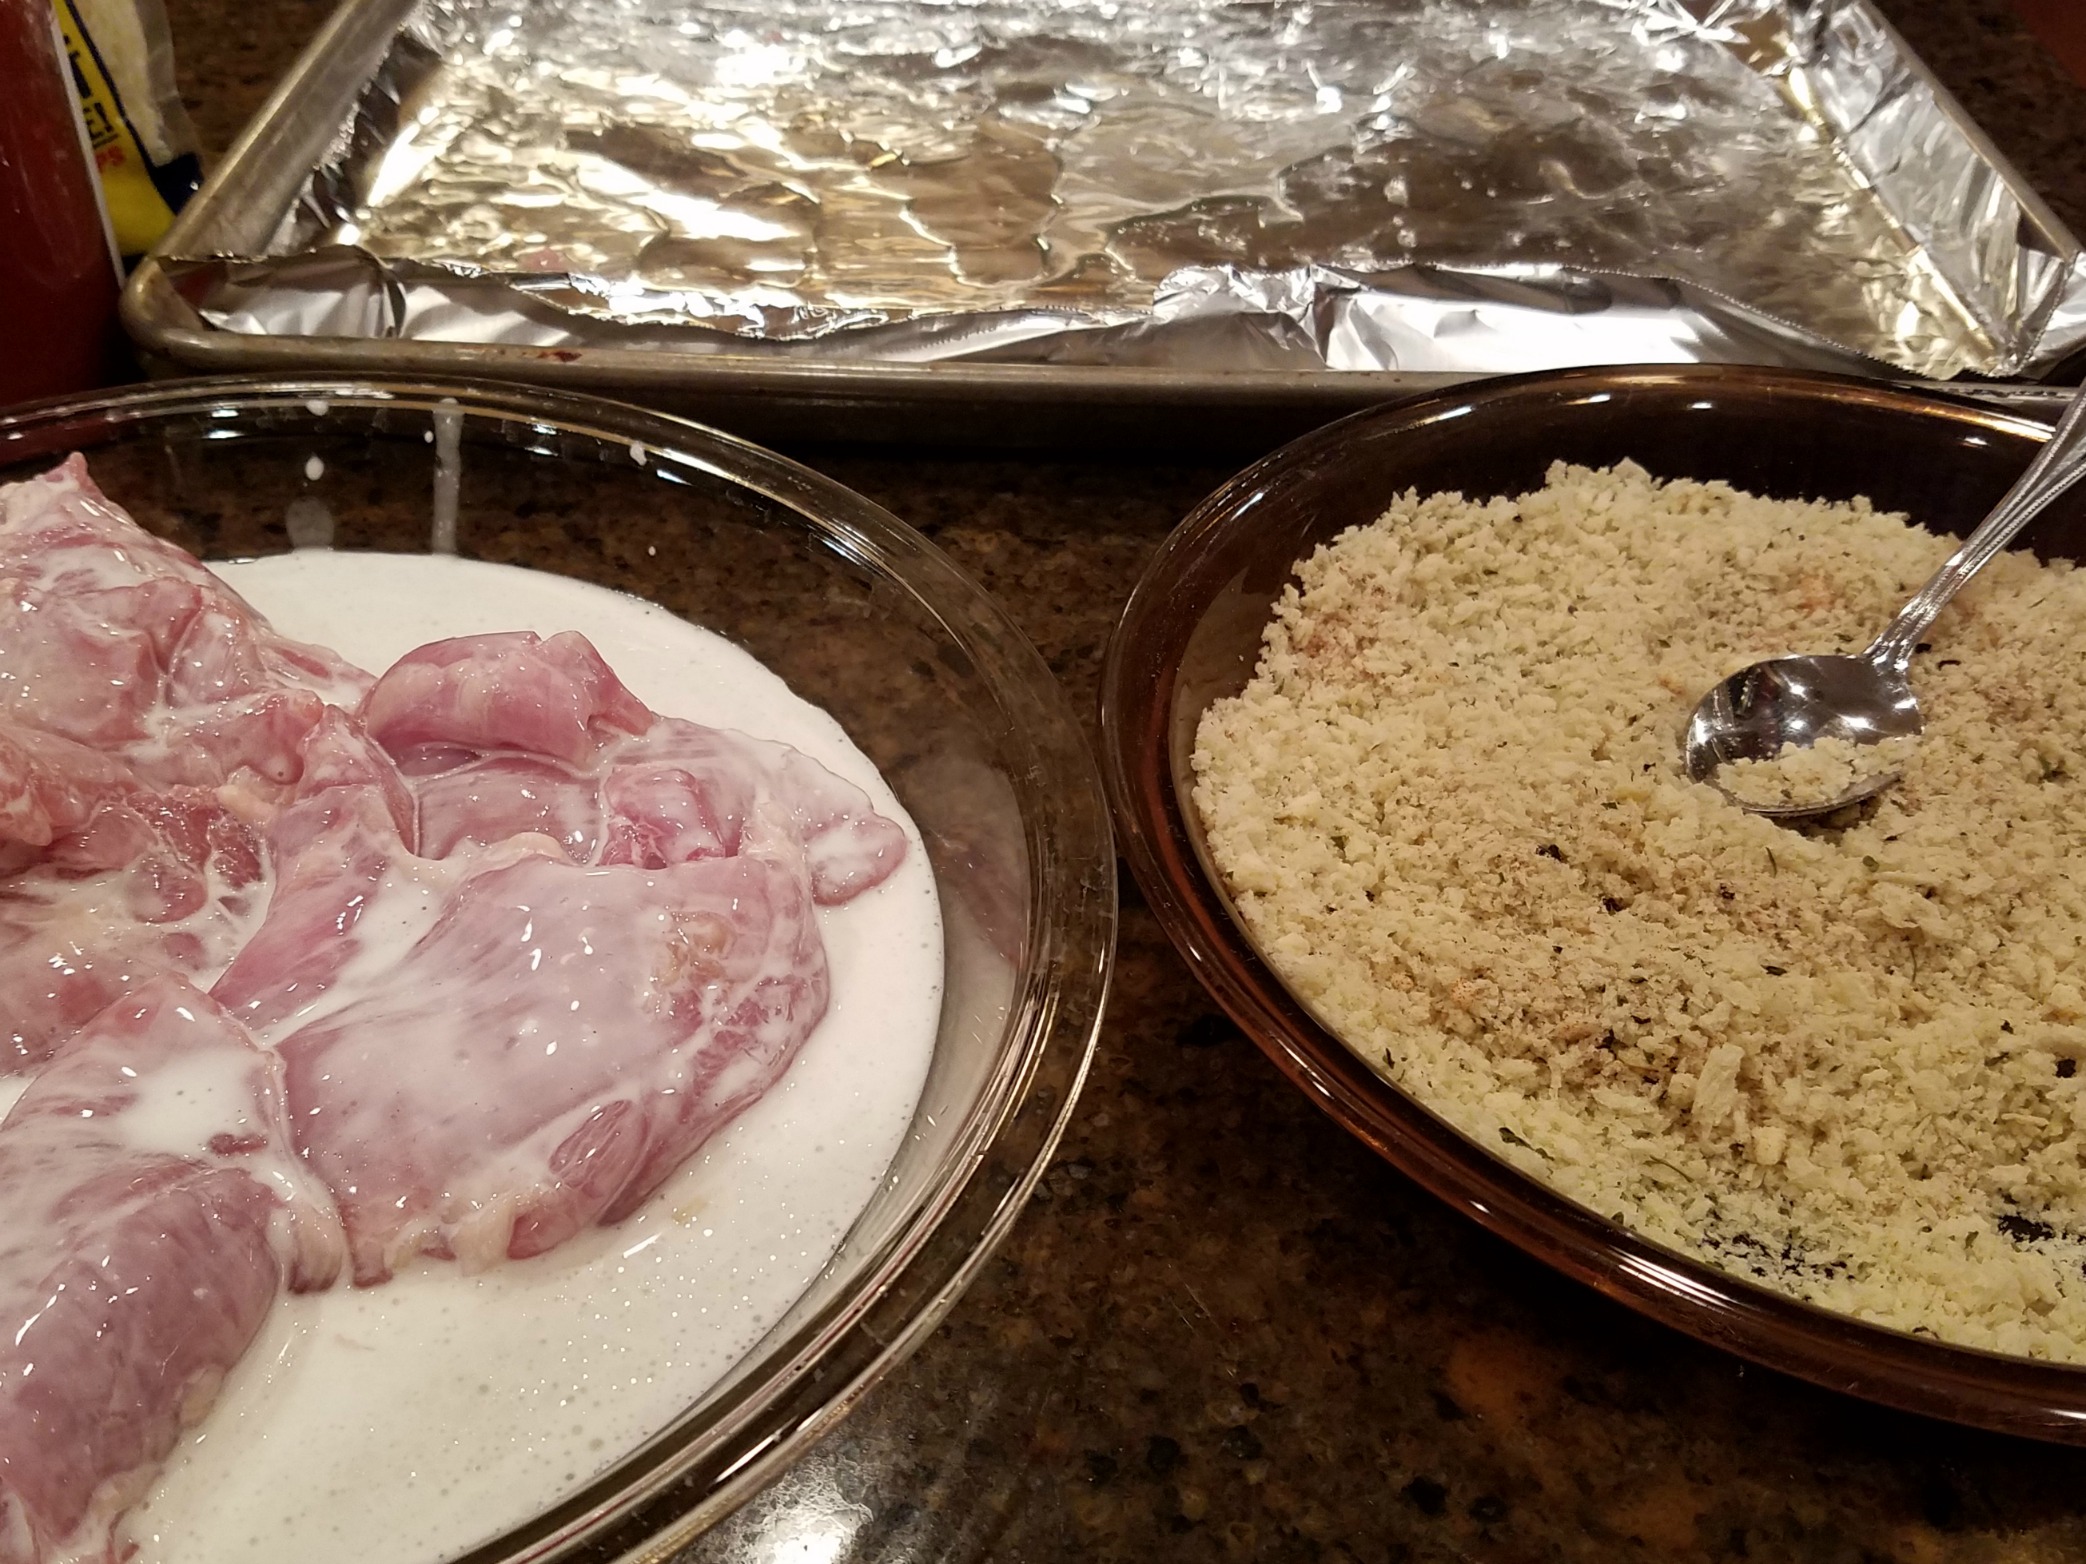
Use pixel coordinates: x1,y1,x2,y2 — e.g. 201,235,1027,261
364,630,908,903
0,456,369,798
264,638,908,1282
0,459,379,1070
363,631,650,770
0,735,268,1072
212,711,571,1042
412,755,602,864
210,709,419,1039
598,720,906,903
0,725,134,870
0,977,341,1564
0,461,916,1560
280,815,829,1284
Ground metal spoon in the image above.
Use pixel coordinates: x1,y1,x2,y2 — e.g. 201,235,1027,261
1683,387,2086,819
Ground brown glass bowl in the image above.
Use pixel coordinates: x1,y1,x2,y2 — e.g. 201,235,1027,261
1099,363,2086,1442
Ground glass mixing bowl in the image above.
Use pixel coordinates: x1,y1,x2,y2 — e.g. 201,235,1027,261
0,377,1114,1558
1100,363,2086,1443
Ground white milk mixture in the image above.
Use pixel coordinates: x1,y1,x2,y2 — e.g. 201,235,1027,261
114,553,944,1564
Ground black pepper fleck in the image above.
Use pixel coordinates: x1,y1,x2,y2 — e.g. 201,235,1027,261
1999,1211,2057,1244
1402,1477,1448,1517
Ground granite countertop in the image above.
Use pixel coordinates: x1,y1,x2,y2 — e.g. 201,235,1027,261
154,2,2086,1559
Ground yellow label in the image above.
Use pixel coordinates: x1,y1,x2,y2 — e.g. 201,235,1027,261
52,0,175,257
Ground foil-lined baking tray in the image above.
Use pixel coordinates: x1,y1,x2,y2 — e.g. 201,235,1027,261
124,0,2086,448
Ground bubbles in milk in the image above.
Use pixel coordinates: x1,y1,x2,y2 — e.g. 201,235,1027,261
121,555,943,1564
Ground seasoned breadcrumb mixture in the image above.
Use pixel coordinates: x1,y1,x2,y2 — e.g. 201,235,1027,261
1191,461,2086,1360
1718,733,1919,811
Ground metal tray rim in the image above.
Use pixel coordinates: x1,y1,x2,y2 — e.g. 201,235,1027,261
121,0,2086,441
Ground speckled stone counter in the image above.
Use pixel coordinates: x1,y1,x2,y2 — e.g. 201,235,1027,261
154,4,2086,1559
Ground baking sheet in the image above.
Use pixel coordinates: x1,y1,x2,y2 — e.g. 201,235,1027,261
130,1,2086,446
150,0,2086,382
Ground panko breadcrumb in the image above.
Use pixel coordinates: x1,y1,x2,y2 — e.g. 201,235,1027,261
1718,734,1919,811
1191,460,2086,1360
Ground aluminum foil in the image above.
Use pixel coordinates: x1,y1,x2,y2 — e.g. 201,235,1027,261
170,0,2086,380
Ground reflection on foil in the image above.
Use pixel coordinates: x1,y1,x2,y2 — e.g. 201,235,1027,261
171,248,1900,375
176,0,2086,379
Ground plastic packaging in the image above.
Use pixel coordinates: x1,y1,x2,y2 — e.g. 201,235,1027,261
52,0,201,260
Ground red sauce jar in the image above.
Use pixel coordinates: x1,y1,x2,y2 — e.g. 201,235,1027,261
0,0,124,405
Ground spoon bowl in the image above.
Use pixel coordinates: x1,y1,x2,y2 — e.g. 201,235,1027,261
1683,653,1921,816
1685,385,2086,816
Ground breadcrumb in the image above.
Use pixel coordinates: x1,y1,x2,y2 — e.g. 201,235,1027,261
1718,734,1918,811
1192,461,2086,1360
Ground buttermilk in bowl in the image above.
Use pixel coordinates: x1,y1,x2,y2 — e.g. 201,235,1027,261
0,457,942,1564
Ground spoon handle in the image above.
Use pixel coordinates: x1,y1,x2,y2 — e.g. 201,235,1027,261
1866,387,2086,674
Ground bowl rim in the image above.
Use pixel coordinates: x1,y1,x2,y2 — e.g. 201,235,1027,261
0,373,1118,1556
1099,361,2086,1444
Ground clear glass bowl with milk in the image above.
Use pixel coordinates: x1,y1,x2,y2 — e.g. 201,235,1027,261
0,377,1114,1562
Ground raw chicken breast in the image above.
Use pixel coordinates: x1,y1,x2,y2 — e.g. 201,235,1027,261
365,630,908,903
0,726,135,870
0,977,341,1564
211,710,558,1043
209,709,420,1039
596,720,907,903
0,738,268,1072
280,817,830,1284
0,459,921,1564
411,756,602,864
0,456,369,798
229,635,910,1285
362,630,650,770
0,459,378,1069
